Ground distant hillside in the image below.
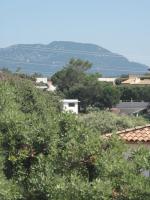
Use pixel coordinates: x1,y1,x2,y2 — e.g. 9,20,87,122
0,41,149,76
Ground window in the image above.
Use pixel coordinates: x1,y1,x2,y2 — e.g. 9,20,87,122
68,103,75,107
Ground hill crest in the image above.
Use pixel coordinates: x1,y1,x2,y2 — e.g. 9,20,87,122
0,41,148,76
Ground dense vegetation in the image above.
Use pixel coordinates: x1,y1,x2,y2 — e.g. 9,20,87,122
0,74,150,199
119,85,150,101
51,58,120,111
79,111,147,134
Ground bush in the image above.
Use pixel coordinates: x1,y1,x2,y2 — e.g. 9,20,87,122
79,111,148,134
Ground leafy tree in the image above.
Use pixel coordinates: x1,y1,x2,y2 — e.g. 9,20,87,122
52,58,120,111
68,80,104,111
119,85,150,101
51,58,92,94
101,85,120,108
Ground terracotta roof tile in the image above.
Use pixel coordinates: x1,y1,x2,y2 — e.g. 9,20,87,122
104,124,150,143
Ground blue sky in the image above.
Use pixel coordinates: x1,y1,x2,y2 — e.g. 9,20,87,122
0,0,150,65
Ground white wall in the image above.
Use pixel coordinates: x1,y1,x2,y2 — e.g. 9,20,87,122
98,78,116,85
63,102,79,114
36,77,47,84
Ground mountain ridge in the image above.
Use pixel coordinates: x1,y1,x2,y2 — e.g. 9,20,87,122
0,41,148,76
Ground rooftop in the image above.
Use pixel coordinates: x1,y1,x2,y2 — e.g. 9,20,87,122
105,125,150,143
98,77,117,81
122,76,150,85
114,101,149,115
62,99,79,103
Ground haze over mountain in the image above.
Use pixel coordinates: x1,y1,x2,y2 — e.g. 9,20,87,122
0,41,148,76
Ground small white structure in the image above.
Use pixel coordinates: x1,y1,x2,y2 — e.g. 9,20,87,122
62,99,79,114
98,77,117,85
35,77,48,90
35,78,56,92
36,77,47,84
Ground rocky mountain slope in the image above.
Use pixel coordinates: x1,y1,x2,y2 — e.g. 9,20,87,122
0,41,148,76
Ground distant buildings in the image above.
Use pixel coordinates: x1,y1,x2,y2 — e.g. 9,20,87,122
98,75,150,86
35,77,56,91
98,77,117,85
35,78,79,114
122,75,150,85
62,99,79,114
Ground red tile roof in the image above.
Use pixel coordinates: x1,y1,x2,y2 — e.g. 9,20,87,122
105,125,150,143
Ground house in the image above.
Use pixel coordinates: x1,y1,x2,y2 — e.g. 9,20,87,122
111,101,149,116
122,75,150,85
36,77,48,84
98,77,117,85
62,99,79,114
35,77,48,89
35,78,56,91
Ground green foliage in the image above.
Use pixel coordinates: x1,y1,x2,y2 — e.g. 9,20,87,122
102,86,120,108
79,111,148,134
51,58,92,94
52,58,120,111
0,77,150,199
68,80,103,110
119,85,150,101
0,156,22,200
66,58,92,71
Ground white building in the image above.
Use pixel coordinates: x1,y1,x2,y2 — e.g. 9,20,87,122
35,78,56,92
36,77,48,84
98,77,117,85
62,99,79,114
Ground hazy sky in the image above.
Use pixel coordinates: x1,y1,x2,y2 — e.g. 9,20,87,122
0,0,150,66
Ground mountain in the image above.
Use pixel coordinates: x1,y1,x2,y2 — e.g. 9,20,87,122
0,41,149,76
